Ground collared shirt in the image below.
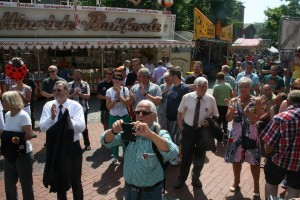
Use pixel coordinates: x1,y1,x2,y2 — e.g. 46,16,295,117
262,105,300,171
236,71,260,95
185,73,208,84
42,76,66,100
224,73,236,91
69,80,90,112
101,123,179,187
178,91,219,127
130,82,162,110
40,99,85,142
152,65,167,81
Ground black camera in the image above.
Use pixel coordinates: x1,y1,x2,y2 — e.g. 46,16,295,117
233,115,242,123
121,123,136,142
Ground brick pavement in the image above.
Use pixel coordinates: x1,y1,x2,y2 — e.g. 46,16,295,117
0,95,287,200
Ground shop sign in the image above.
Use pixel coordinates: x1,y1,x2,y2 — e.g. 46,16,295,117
0,2,168,38
193,7,215,40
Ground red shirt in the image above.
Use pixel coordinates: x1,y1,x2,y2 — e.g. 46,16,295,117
262,105,300,171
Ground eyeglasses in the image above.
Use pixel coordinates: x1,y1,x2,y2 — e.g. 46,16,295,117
106,73,113,75
134,110,152,116
239,86,250,89
114,77,123,81
49,71,56,73
292,87,300,90
53,89,62,93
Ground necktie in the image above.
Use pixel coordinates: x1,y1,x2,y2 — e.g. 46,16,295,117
193,97,202,129
57,105,63,120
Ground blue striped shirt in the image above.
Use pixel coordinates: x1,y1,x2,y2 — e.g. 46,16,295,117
101,123,179,187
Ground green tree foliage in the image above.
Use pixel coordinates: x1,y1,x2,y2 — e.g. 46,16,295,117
77,0,244,31
257,0,300,42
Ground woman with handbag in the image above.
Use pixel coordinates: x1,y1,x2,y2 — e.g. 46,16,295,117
224,77,262,198
1,91,34,200
106,72,131,165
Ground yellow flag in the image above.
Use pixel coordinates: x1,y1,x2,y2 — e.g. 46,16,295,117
220,24,233,42
193,7,215,40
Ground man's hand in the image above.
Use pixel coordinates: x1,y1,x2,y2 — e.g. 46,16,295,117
201,120,209,127
111,119,124,133
51,104,57,120
133,121,152,139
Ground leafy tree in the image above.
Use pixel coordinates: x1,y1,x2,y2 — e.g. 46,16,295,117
257,0,300,42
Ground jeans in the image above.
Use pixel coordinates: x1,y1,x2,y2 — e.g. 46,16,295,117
125,182,163,200
179,124,206,181
4,152,34,200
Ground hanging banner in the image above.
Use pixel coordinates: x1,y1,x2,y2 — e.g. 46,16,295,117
215,21,221,39
193,7,215,40
220,24,233,42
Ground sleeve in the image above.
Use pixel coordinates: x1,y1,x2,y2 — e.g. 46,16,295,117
86,83,90,95
100,130,123,148
41,79,47,92
97,82,103,95
253,74,260,85
157,130,179,162
154,85,162,98
20,112,31,127
261,117,281,146
177,94,187,113
125,73,134,86
211,97,219,117
39,103,55,132
152,69,156,78
70,103,86,134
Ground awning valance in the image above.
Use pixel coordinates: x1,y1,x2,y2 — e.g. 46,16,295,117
0,38,194,50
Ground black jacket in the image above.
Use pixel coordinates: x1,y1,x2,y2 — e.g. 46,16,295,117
43,110,74,193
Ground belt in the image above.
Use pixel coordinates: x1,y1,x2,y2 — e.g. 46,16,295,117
126,181,162,193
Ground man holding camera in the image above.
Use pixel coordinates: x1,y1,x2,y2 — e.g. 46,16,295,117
101,100,178,200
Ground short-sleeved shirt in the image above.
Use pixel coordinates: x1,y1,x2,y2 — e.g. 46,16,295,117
166,83,190,121
185,74,208,84
224,74,236,91
125,71,137,87
69,80,90,112
130,82,162,110
262,105,300,171
97,80,113,111
213,82,232,106
105,86,129,117
152,65,167,82
262,75,285,93
178,92,219,127
4,110,32,153
42,76,66,100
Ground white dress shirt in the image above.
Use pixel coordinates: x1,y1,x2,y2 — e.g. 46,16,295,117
178,91,219,127
40,99,85,142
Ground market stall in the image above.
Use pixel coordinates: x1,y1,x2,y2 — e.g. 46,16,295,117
0,2,193,94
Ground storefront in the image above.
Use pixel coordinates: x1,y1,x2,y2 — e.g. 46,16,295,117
0,2,193,94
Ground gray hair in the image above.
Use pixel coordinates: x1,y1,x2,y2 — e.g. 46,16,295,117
238,77,252,88
136,99,157,115
54,80,70,90
288,90,300,105
138,68,151,78
194,77,208,86
2,91,24,109
163,71,170,78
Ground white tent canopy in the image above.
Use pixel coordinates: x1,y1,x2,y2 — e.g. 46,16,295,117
0,38,194,50
267,46,279,54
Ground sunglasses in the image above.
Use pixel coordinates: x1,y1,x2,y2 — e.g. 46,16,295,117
292,87,300,90
53,89,62,93
106,73,113,75
49,71,56,73
114,77,123,81
134,110,152,116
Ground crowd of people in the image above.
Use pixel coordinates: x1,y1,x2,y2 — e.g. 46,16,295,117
0,49,300,200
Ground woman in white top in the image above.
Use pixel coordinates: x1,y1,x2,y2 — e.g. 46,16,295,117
1,91,34,200
11,78,32,116
106,72,131,165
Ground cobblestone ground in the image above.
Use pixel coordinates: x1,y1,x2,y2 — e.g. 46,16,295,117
0,90,287,200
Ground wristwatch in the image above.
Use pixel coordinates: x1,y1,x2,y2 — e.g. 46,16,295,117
111,129,118,135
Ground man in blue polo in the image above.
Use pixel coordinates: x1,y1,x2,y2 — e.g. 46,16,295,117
236,61,260,96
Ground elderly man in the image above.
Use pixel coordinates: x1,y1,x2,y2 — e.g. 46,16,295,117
174,77,219,189
69,69,91,150
262,90,300,199
101,100,178,200
41,65,66,101
129,68,162,111
40,81,85,200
